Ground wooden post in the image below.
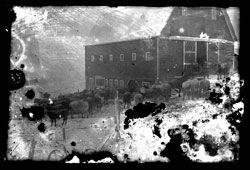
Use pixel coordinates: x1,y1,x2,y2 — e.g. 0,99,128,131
114,90,121,140
183,41,185,71
62,127,66,141
28,138,37,160
217,42,220,64
156,37,160,82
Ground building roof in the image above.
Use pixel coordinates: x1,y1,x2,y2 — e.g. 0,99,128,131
86,7,238,47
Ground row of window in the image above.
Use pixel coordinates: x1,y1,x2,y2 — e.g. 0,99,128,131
181,7,217,20
105,79,124,88
89,77,151,89
91,52,152,62
89,77,124,88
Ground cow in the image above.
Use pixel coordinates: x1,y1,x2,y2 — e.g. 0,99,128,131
98,89,111,105
86,97,94,115
45,110,62,127
161,83,172,102
182,79,192,100
123,91,132,109
134,93,144,106
217,63,230,80
199,78,210,99
168,74,190,97
190,78,200,99
69,100,89,118
93,93,102,112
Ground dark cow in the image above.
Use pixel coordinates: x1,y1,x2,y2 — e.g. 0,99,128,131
199,78,210,99
168,74,190,97
93,93,102,112
217,63,230,80
46,110,61,127
134,93,144,105
69,100,89,118
86,97,94,115
98,89,111,105
123,91,132,109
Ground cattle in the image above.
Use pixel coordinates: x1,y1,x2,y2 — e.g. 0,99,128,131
161,83,172,102
123,91,132,109
86,97,94,115
98,89,111,105
168,75,190,97
134,93,144,105
217,63,230,80
93,93,102,112
190,78,200,99
181,79,192,100
69,100,89,118
45,109,64,127
199,78,210,99
144,83,171,103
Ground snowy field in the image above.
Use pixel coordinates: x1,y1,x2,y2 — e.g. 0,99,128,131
8,72,243,163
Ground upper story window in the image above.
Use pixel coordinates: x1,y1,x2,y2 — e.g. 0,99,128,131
109,79,113,88
105,79,108,87
212,7,217,20
132,53,136,61
119,80,124,87
145,52,152,61
100,55,103,61
109,54,113,61
91,56,95,62
120,54,124,61
182,7,188,16
114,79,118,87
142,82,150,88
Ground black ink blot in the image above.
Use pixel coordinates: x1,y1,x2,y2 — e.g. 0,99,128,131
9,69,26,91
37,122,46,133
20,105,45,122
71,141,76,147
25,89,35,99
20,64,25,69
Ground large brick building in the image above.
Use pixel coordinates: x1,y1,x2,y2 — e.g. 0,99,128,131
85,7,237,90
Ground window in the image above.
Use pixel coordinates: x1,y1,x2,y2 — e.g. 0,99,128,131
120,54,124,61
145,52,153,61
95,76,105,87
183,41,197,65
182,7,188,16
91,56,95,62
109,54,113,61
89,77,94,89
99,55,103,61
212,7,217,20
132,53,136,61
114,79,118,87
142,82,150,88
109,79,113,88
105,79,108,87
119,80,124,87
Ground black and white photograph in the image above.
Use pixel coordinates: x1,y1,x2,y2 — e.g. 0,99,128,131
7,6,242,163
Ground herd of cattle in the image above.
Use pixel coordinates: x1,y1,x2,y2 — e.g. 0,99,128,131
34,75,212,127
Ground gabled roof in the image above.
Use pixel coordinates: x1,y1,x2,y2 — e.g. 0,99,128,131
221,9,238,42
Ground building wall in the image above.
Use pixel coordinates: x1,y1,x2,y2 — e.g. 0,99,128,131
158,38,184,82
85,37,158,89
160,7,235,41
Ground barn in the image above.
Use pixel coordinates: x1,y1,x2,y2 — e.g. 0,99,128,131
85,7,237,90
